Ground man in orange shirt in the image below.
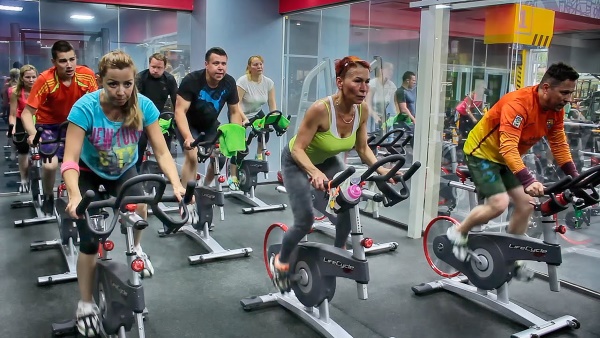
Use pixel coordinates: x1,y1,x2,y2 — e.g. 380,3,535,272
448,63,579,275
21,40,98,215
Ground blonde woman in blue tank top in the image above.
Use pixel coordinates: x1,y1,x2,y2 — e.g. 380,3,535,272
271,56,392,293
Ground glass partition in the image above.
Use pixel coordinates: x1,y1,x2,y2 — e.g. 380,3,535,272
0,0,191,194
117,8,192,85
521,0,600,294
38,1,118,71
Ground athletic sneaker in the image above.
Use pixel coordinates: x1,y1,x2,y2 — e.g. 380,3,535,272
185,204,199,226
512,260,535,282
446,226,469,261
42,195,54,216
269,253,291,293
19,182,28,193
136,247,154,278
76,300,100,337
228,176,239,191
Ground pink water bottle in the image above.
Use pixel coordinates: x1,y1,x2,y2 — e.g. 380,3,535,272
333,183,362,212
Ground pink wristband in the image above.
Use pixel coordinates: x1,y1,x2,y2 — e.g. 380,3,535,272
60,161,80,175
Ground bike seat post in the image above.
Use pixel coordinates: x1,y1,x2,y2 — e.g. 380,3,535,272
211,147,225,220
121,207,144,286
349,206,368,300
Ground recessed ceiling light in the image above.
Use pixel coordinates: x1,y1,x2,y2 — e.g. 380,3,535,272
0,5,23,11
70,14,95,20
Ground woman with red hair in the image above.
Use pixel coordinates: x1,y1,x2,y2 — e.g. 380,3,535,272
270,56,391,292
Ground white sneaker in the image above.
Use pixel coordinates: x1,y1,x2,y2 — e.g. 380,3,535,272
76,300,100,337
136,247,154,278
185,204,199,225
446,226,469,261
513,261,535,282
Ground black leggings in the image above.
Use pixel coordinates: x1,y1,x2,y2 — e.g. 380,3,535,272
278,145,351,263
135,132,174,172
12,118,29,154
75,165,145,255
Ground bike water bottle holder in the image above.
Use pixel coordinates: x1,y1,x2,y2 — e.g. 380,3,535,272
539,193,570,217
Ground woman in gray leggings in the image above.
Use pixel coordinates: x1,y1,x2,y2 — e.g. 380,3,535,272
272,56,391,292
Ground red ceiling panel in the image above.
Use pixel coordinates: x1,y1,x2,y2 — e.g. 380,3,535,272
70,0,193,11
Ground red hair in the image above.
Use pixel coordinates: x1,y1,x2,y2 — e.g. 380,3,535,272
335,56,370,78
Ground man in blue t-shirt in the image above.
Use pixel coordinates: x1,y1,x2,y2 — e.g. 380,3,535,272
174,47,244,188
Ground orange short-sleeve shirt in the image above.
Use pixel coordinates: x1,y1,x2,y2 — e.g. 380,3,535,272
27,65,98,124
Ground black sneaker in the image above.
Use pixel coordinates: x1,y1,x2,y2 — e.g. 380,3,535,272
42,195,54,216
269,254,291,293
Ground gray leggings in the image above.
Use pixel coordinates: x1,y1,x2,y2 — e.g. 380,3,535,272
279,145,351,263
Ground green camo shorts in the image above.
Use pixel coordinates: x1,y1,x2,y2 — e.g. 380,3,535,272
465,155,522,199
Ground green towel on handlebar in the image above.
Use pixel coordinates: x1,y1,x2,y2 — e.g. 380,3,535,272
251,113,290,132
217,123,246,158
158,118,173,135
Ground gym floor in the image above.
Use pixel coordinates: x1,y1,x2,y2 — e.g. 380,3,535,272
0,133,599,338
0,187,599,338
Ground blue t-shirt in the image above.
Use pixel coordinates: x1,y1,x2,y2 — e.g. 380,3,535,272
68,90,159,179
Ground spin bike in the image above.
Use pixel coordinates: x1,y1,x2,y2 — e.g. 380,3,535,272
52,175,195,338
225,110,289,214
241,155,421,338
30,122,81,285
360,127,413,219
139,111,179,215
158,130,253,264
11,123,64,227
3,124,22,183
292,128,412,255
411,166,600,337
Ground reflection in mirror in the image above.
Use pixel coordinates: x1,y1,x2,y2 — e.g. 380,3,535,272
0,0,40,194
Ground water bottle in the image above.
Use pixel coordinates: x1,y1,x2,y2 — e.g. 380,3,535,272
332,183,362,213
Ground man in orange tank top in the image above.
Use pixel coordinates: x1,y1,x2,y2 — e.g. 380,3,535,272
448,63,579,277
21,40,98,215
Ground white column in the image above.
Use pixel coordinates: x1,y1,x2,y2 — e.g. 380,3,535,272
407,5,450,239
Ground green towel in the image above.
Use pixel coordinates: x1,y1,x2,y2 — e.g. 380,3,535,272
217,123,246,157
158,118,173,135
252,113,290,132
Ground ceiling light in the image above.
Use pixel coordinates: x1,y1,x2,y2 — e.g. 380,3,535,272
435,4,451,9
0,5,23,11
170,49,183,52
70,14,95,20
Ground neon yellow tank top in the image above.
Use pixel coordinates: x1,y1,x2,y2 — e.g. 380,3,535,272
289,96,361,165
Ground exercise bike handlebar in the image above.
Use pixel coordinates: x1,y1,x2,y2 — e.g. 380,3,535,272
543,175,574,195
368,128,405,149
192,130,223,163
564,165,600,190
75,174,195,237
359,154,406,182
31,127,44,147
323,166,357,188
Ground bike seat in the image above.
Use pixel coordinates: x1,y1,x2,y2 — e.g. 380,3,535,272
456,166,471,180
